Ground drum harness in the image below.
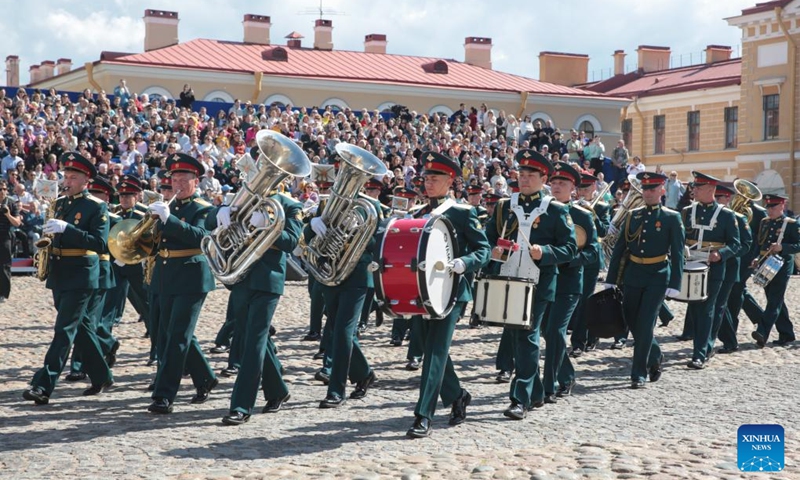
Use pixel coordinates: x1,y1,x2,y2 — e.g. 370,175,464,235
688,202,724,262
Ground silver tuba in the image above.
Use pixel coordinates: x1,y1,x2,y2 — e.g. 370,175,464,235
305,143,388,286
601,175,645,269
201,130,312,285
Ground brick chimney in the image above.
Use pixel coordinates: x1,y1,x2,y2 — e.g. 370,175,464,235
636,45,670,73
364,34,387,54
464,37,492,69
613,50,626,76
243,14,271,44
314,19,333,50
705,45,732,64
144,9,179,52
56,58,72,76
39,60,55,80
5,55,19,87
29,64,40,84
285,32,304,49
538,51,589,87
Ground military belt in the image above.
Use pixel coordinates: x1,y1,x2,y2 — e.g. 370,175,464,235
686,240,725,248
628,254,668,265
158,248,203,258
51,248,98,257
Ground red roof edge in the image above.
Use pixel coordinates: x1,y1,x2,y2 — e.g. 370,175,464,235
582,70,642,93
101,51,135,61
741,0,792,15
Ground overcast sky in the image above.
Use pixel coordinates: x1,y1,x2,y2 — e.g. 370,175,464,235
1,0,759,86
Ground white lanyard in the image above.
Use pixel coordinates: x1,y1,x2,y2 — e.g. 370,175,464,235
690,201,723,249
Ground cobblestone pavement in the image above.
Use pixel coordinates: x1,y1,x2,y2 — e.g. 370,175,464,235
0,276,798,479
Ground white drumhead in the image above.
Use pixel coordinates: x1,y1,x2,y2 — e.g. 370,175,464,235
420,218,456,316
684,261,708,272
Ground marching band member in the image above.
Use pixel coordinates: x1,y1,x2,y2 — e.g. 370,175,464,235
486,150,576,419
146,170,173,376
681,172,740,369
405,152,490,438
751,194,799,347
466,185,489,225
357,178,389,336
606,172,684,388
545,162,598,402
303,180,333,347
23,152,114,405
147,154,218,414
483,192,502,219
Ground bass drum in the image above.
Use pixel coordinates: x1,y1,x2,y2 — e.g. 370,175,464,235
374,216,460,319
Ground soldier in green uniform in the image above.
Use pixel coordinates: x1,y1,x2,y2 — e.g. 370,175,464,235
681,172,740,369
570,173,610,356
606,171,684,388
485,150,576,420
147,154,218,414
404,152,490,438
357,178,389,336
466,185,489,225
23,152,114,405
545,162,598,402
211,161,307,424
146,169,174,379
302,180,333,350
66,176,119,381
751,194,799,347
708,183,752,355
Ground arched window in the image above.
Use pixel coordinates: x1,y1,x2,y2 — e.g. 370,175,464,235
141,86,173,102
320,97,349,111
203,90,235,103
574,114,602,138
753,169,786,196
428,105,454,117
528,111,553,128
263,94,293,109
376,101,396,113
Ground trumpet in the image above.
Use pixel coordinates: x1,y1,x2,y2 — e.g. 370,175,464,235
108,190,180,265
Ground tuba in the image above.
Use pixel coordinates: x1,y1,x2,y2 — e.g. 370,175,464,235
200,130,311,285
729,178,762,222
305,143,388,286
108,196,178,265
601,176,645,269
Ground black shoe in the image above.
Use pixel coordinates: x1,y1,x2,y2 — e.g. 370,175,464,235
313,349,325,360
22,387,49,405
544,394,558,404
319,394,345,408
303,331,321,342
495,370,512,383
717,345,739,354
209,344,229,354
406,416,431,438
660,316,674,327
375,310,384,328
105,341,120,368
448,389,471,426
751,331,766,348
585,339,598,351
390,336,402,347
468,314,482,329
772,336,796,346
648,354,664,383
83,380,114,396
350,371,376,400
527,400,545,411
314,370,330,385
220,366,239,377
65,371,87,382
556,380,576,398
262,393,291,413
687,359,705,370
569,347,584,358
631,380,646,389
611,339,626,349
357,323,368,336
503,402,526,420
147,380,156,392
269,325,277,337
222,411,251,425
191,378,219,404
406,357,421,371
676,334,693,341
148,398,173,414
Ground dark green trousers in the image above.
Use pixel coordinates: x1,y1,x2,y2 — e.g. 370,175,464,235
213,295,236,348
495,328,514,371
308,276,326,334
70,288,115,373
708,279,736,354
756,269,794,341
728,278,762,326
622,285,664,383
392,317,410,341
509,300,549,408
688,279,723,363
149,289,161,362
406,317,425,361
412,302,465,420
547,293,579,391
153,292,216,402
321,285,371,398
32,289,112,395
359,287,375,328
228,290,285,415
570,265,600,349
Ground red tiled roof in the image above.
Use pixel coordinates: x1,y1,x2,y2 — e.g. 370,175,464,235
584,59,741,98
741,0,792,16
104,38,615,98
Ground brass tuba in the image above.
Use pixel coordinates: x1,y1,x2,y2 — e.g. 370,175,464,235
109,190,181,265
729,178,762,222
200,130,312,285
601,175,645,269
305,143,388,286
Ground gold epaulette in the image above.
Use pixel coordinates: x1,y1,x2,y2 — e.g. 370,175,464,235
193,198,212,207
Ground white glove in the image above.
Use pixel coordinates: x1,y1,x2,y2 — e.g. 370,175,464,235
292,245,304,257
216,206,232,228
114,259,126,267
451,258,466,274
43,219,68,234
149,201,170,223
250,211,267,228
310,217,327,236
665,288,681,298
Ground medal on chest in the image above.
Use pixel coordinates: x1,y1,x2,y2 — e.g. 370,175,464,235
74,212,82,225
655,220,661,232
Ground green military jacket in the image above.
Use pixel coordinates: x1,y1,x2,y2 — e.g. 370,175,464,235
47,190,109,292
756,214,800,276
207,192,303,295
150,193,216,295
560,203,599,295
474,205,489,226
485,191,577,302
740,203,767,277
607,204,685,290
682,201,740,282
586,200,610,271
96,208,117,290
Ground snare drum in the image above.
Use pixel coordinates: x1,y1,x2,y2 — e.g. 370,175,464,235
667,261,709,303
752,255,785,288
473,275,536,329
374,216,460,319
